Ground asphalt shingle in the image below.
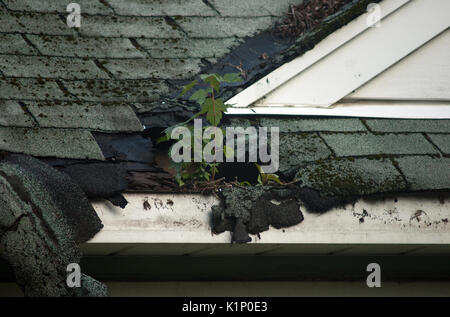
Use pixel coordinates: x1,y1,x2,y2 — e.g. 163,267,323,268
0,100,34,127
62,79,169,102
0,127,104,160
0,11,75,35
0,33,35,55
257,118,367,133
99,58,202,80
27,35,146,58
137,38,240,58
0,55,109,79
211,0,303,17
396,156,450,191
24,101,143,132
320,133,439,157
3,0,113,15
279,133,332,174
177,16,276,38
364,119,450,133
0,78,74,101
427,134,450,155
296,157,407,197
107,0,216,16
78,16,183,38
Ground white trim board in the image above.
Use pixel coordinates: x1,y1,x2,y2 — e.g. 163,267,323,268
226,102,450,119
345,29,450,101
226,0,450,118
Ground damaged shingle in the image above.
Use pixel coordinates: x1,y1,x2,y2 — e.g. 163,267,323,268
0,154,106,296
212,186,304,242
57,163,128,203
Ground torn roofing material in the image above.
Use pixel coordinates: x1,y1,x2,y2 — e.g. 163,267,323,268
0,153,106,296
212,186,304,243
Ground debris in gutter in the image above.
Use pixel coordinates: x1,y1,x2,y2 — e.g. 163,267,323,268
211,186,304,243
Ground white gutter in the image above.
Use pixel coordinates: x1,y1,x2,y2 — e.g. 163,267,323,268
85,193,450,256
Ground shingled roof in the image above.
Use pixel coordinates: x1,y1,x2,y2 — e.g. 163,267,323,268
0,0,303,160
1,1,450,296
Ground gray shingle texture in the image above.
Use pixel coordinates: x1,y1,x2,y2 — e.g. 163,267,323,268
426,134,450,155
0,33,35,55
107,0,216,16
320,133,439,157
27,35,146,58
1,0,287,158
211,0,303,17
279,133,332,174
296,157,407,197
3,0,113,14
395,156,450,191
365,119,450,133
24,101,143,132
258,118,367,133
0,127,104,160
0,100,35,127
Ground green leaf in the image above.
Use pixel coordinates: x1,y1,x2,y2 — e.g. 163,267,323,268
189,89,208,105
179,80,197,97
203,98,228,126
222,73,243,83
203,75,221,93
266,174,283,185
156,133,170,144
200,97,213,115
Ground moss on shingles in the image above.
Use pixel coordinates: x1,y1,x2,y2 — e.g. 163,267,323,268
295,157,407,198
